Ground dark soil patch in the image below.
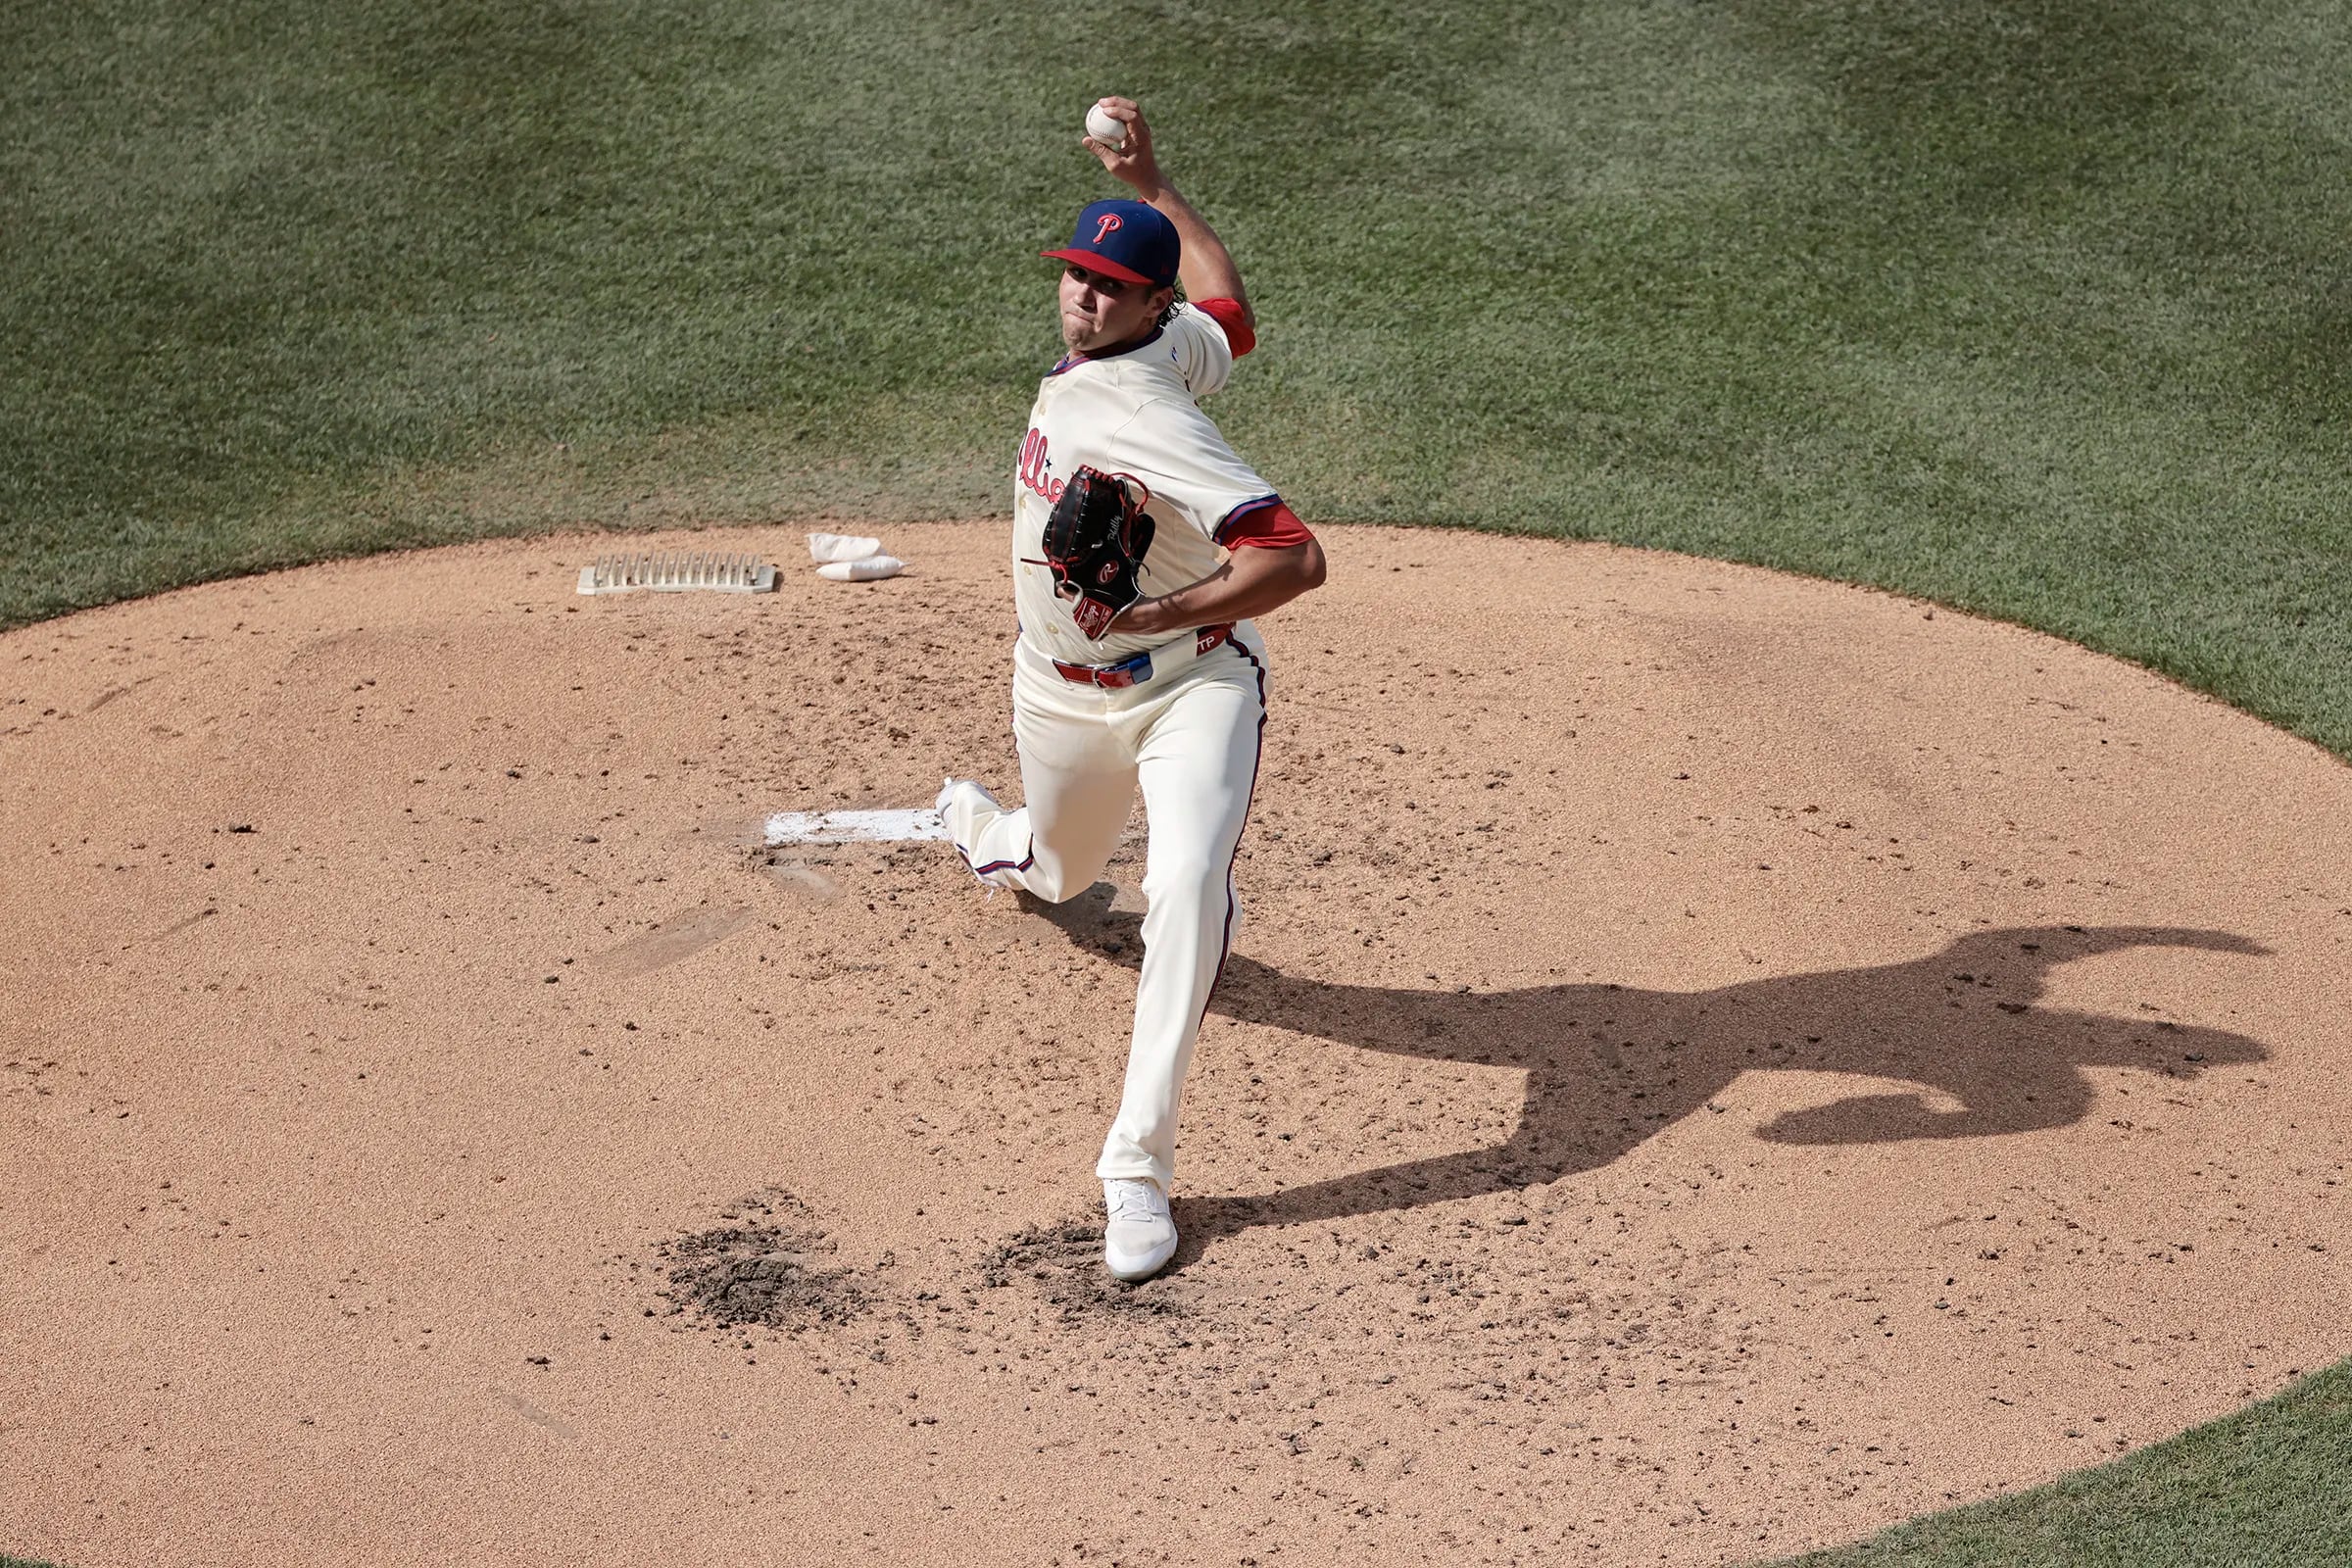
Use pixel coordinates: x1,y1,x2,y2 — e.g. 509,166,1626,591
655,1187,868,1332
978,1213,1188,1323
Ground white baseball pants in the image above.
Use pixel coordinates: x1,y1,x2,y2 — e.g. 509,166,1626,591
950,626,1268,1191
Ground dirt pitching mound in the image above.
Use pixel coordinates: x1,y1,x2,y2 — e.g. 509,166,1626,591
2,521,2348,1568
653,1188,871,1334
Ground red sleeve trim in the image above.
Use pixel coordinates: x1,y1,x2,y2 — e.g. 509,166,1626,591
1195,297,1256,358
1219,498,1314,551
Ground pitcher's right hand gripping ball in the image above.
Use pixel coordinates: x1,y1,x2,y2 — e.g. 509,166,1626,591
1043,466,1155,639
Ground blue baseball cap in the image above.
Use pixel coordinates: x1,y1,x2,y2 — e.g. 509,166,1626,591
1041,198,1180,288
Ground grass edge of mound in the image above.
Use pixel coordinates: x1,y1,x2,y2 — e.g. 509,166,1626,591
1770,1359,2352,1567
15,503,2348,772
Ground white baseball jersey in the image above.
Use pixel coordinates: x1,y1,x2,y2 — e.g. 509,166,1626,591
1011,303,1279,665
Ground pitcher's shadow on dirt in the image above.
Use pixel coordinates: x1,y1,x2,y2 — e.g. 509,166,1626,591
1024,887,2271,1260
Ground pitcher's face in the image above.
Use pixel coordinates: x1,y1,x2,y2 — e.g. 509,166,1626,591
1058,263,1171,353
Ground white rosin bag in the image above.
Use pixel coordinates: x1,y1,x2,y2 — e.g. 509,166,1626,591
815,556,905,582
808,531,904,581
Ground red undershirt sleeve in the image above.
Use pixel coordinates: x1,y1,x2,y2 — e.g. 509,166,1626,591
1194,297,1256,358
1217,498,1314,551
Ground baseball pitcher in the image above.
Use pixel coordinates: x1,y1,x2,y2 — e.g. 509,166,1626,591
938,98,1326,1281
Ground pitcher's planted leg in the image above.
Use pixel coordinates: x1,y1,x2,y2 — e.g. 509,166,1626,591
1096,659,1266,1189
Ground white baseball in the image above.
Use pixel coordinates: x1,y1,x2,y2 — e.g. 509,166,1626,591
1085,104,1127,148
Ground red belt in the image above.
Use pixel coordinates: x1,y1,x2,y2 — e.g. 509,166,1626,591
1052,624,1236,689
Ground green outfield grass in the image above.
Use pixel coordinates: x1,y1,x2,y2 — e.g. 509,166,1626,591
7,0,2349,750
4,1,2346,1563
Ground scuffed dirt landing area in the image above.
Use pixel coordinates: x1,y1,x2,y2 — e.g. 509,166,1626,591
651,1188,870,1334
2,521,2348,1568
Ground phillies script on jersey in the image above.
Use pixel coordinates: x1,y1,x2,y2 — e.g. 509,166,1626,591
1018,427,1067,505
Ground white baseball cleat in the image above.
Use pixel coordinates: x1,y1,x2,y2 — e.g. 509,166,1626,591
934,775,1001,858
1102,1177,1178,1281
935,777,1010,888
935,775,996,828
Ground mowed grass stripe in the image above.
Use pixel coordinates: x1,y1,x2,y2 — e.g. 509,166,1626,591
3,2,2347,1564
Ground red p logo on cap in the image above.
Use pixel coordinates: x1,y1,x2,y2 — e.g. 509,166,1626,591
1041,199,1178,287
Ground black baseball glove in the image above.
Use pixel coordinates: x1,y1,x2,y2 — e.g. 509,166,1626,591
1042,466,1154,639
